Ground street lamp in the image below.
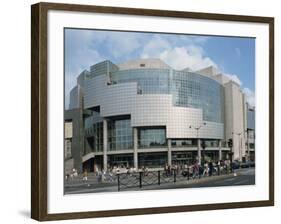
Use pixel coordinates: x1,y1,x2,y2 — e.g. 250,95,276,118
189,122,206,165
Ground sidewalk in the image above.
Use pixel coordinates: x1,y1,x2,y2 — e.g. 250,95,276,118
65,169,245,190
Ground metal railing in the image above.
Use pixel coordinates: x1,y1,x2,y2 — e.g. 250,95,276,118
117,165,232,191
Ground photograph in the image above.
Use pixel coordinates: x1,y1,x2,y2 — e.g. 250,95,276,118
63,28,256,194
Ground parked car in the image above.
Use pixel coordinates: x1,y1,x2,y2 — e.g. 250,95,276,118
240,161,255,168
232,160,240,169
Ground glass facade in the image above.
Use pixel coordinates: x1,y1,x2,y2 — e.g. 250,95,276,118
247,109,255,130
171,139,197,147
108,154,134,168
108,118,133,151
110,68,224,123
172,71,224,123
172,151,197,165
84,111,103,129
85,122,103,153
138,152,167,168
204,151,219,161
111,69,170,94
138,127,167,148
204,139,219,147
84,112,104,153
90,60,119,77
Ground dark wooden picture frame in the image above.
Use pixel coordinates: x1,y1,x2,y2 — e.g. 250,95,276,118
31,2,274,221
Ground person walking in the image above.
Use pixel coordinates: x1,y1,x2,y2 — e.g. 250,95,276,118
82,169,88,181
203,161,209,177
193,161,200,179
208,161,213,176
164,163,168,176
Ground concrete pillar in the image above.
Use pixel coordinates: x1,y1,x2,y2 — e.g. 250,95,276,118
219,140,222,160
133,127,138,169
197,139,201,164
247,130,250,161
103,119,108,171
168,139,172,166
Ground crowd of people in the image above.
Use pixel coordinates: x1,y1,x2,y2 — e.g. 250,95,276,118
164,159,233,179
65,159,234,183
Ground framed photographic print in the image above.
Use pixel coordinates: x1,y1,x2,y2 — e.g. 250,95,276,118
31,2,274,221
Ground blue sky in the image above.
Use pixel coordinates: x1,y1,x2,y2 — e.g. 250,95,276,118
65,28,255,108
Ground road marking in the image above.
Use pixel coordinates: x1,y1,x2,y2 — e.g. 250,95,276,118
234,180,249,185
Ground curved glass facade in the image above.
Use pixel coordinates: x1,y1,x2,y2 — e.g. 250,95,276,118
110,68,224,123
111,69,170,94
172,71,224,123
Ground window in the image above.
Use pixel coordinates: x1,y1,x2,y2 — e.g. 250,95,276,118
108,119,133,151
138,127,167,148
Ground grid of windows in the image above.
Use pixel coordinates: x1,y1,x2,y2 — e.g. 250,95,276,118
93,122,103,152
111,69,170,94
247,109,255,130
84,111,103,129
204,139,219,147
84,111,104,153
84,124,104,154
108,154,134,168
138,127,167,148
138,152,167,168
172,151,197,166
110,69,224,123
108,119,133,151
171,139,197,147
172,71,224,123
90,60,119,77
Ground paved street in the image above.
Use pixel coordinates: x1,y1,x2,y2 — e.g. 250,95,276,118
154,168,255,190
65,168,255,194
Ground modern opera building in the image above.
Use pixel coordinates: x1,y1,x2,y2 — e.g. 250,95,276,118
64,59,255,172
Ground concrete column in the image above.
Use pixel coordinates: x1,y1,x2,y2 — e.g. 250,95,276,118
103,119,108,171
133,127,138,169
168,139,172,166
247,130,250,161
197,139,201,164
219,140,222,160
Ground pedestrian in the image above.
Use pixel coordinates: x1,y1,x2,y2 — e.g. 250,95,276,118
108,169,114,182
174,164,177,175
209,161,213,176
203,161,209,177
193,161,199,179
97,170,102,182
168,165,171,176
82,169,88,181
164,163,168,176
189,165,193,178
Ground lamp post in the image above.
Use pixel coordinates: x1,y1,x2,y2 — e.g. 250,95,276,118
189,122,206,165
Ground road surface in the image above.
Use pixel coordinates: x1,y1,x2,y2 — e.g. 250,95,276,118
65,168,255,194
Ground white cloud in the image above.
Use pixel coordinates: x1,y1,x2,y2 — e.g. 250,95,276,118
141,37,217,71
243,88,255,107
224,73,242,86
104,32,143,58
141,35,171,58
159,46,217,70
